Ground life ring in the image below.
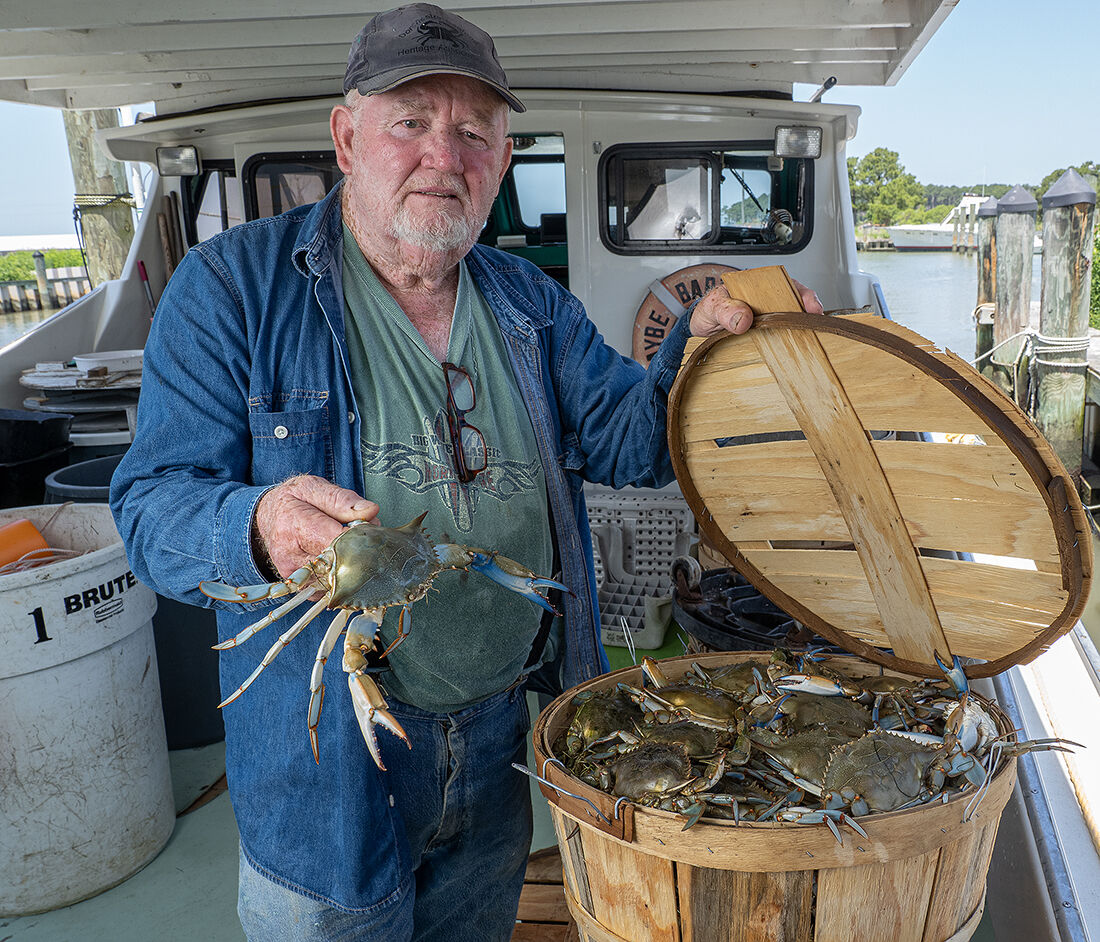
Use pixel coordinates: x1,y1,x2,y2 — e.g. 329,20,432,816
631,264,739,365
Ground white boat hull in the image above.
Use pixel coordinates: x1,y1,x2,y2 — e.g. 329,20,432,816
886,224,958,251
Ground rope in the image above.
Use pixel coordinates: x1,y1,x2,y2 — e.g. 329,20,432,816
71,192,136,286
73,192,136,208
971,326,1092,418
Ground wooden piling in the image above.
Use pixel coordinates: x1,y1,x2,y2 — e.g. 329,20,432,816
62,108,134,285
1035,169,1096,478
975,197,998,369
32,251,57,309
991,186,1038,401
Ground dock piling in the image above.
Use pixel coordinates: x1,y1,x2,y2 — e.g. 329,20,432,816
975,197,998,368
991,186,1038,401
31,252,57,309
1035,169,1096,478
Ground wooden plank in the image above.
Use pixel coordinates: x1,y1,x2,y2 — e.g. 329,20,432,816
517,883,573,923
553,810,594,916
511,924,577,942
676,351,799,442
751,325,952,664
721,266,805,313
677,864,813,942
682,438,1061,564
579,826,680,942
744,548,1067,663
959,820,999,936
525,845,566,883
814,853,938,942
817,332,1000,437
921,821,999,942
875,440,1059,564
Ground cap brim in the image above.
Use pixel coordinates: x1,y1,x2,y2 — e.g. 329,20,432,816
354,66,526,113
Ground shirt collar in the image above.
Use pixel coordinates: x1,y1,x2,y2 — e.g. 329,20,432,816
292,179,345,276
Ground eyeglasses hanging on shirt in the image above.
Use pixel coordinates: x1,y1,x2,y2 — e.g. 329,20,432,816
442,361,487,483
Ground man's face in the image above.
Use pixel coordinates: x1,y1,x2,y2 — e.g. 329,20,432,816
333,75,513,254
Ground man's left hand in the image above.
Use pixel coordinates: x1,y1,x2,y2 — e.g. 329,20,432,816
689,277,824,337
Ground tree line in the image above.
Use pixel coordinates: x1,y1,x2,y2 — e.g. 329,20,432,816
0,249,84,283
848,148,1098,227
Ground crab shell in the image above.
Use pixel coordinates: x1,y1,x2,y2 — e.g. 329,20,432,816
563,688,644,756
822,729,937,814
321,517,442,610
610,742,694,801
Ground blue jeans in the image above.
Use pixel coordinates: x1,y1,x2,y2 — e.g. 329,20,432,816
237,681,533,941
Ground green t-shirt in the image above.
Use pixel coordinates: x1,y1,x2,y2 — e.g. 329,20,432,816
341,226,555,712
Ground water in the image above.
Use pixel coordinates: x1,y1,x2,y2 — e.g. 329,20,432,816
0,304,61,349
859,250,1043,360
0,253,1044,356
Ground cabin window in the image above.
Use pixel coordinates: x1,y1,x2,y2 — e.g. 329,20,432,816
195,169,243,242
181,161,243,244
479,133,568,287
599,141,812,255
240,152,342,221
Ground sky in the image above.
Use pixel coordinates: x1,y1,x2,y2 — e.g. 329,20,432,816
0,0,1097,238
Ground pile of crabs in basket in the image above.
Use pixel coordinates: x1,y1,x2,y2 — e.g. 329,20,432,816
553,649,1069,842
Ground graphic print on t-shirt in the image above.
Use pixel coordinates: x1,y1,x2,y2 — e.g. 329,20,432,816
360,410,542,535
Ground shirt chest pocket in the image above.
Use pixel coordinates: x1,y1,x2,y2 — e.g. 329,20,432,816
249,403,334,484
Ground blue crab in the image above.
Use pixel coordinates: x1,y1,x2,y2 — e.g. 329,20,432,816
200,513,567,769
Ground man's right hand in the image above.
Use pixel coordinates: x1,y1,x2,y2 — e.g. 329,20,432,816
253,474,378,579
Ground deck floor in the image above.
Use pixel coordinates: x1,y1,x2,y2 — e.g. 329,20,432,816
513,847,580,941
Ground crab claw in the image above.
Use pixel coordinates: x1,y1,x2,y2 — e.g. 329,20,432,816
676,798,707,831
346,672,410,770
464,550,570,615
934,651,969,696
774,673,860,698
343,617,410,769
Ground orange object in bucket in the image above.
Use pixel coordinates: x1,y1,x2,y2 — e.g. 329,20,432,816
0,518,50,568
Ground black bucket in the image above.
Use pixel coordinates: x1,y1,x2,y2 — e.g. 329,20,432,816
44,455,225,750
0,409,73,462
43,453,125,503
672,564,845,654
0,445,72,510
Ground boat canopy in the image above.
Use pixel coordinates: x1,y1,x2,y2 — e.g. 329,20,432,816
0,0,956,116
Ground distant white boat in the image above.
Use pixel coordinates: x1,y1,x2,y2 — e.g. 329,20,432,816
886,194,988,251
0,234,79,253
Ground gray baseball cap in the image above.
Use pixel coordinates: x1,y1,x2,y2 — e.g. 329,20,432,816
343,4,525,113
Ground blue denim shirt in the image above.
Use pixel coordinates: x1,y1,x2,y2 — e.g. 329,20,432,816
110,182,693,911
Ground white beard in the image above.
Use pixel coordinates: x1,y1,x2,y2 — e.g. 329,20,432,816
388,203,478,253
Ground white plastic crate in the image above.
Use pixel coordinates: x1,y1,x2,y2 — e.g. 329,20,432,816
585,485,696,649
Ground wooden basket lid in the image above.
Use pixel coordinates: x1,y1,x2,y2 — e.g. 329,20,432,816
668,267,1093,680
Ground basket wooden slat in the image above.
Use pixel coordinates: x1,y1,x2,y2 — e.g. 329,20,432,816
689,438,1061,565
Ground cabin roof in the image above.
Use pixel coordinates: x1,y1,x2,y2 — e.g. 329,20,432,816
0,0,957,115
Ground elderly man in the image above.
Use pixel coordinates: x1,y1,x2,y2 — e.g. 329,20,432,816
111,4,821,940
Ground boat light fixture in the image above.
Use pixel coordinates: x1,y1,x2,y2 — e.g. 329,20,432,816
156,146,201,176
774,126,822,160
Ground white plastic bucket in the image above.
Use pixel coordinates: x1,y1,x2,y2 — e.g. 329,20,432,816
0,503,174,916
